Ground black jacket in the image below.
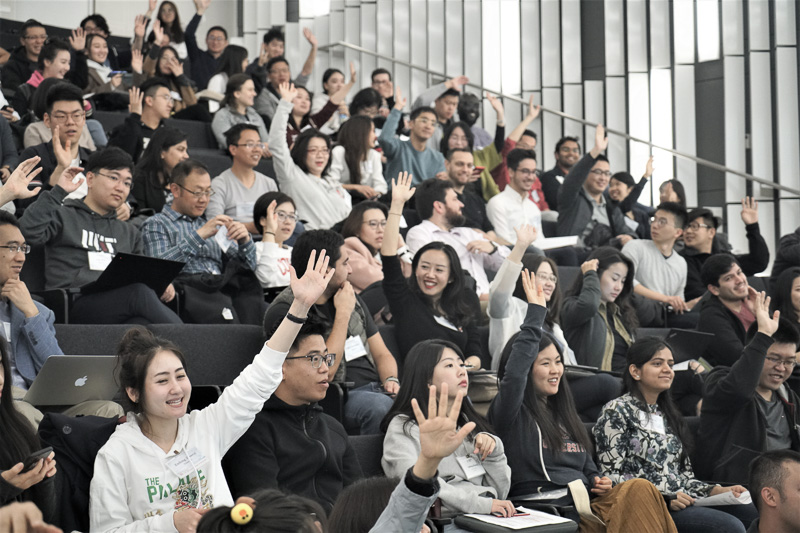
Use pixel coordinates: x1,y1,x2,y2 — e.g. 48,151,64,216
696,333,800,484
696,293,749,367
1,47,37,91
539,166,565,212
107,113,159,163
770,226,800,290
682,223,770,301
222,395,362,512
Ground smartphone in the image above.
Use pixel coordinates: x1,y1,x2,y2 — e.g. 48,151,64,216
1,105,10,112
109,70,127,76
21,447,53,473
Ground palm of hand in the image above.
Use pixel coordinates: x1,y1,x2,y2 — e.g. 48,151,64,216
419,418,461,460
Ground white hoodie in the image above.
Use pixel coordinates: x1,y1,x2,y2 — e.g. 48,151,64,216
89,344,286,532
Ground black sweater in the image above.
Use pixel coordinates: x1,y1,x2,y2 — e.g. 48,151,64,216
381,253,481,360
696,294,748,367
222,395,362,512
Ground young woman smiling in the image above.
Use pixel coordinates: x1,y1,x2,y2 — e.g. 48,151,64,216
252,192,297,289
211,73,269,150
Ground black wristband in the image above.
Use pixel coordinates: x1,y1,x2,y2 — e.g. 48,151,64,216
286,313,307,324
404,467,439,497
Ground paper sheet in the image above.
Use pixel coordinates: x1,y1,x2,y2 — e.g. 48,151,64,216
694,491,751,507
539,236,579,250
461,506,574,529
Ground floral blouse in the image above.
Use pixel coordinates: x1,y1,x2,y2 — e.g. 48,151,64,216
593,393,715,498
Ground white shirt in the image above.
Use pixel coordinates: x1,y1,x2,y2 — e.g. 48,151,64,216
406,220,509,295
486,186,544,245
328,146,388,195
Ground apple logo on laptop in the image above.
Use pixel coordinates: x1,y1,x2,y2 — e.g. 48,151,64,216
75,376,88,387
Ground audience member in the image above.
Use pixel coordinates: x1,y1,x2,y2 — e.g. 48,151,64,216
487,148,545,247
89,256,333,532
682,199,769,302
562,247,638,371
607,160,654,239
184,0,228,90
406,178,509,299
253,193,296,289
254,56,308,121
595,336,757,532
696,254,756,367
0,117,19,183
20,147,181,324
659,179,687,208
83,33,144,94
284,73,355,147
22,78,95,150
81,13,139,70
697,294,800,484
143,35,210,122
622,202,694,327
211,73,269,150
370,68,395,117
382,174,484,368
108,80,172,162
142,159,262,324
312,68,349,135
556,125,635,250
378,90,445,185
1,19,46,91
442,148,501,242
771,267,800,328
381,339,515,518
131,126,188,215
747,450,800,533
349,88,383,119
457,92,491,149
207,124,277,233
145,1,187,60
206,44,248,113
329,477,425,533
269,82,351,230
770,225,800,291
329,116,388,201
540,135,581,211
223,318,362,511
411,75,469,151
248,27,317,98
263,229,399,435
490,274,677,531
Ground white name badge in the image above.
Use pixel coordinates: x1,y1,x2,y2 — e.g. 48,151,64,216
637,411,666,435
344,335,368,362
434,314,460,331
165,447,208,477
88,251,113,271
456,455,487,480
1,322,10,342
235,202,254,221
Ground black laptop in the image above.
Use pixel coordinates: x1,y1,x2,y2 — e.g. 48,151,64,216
81,253,185,295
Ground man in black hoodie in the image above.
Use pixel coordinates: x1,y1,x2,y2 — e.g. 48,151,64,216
1,19,45,91
223,319,361,512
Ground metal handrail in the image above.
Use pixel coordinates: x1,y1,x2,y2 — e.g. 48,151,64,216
320,40,800,196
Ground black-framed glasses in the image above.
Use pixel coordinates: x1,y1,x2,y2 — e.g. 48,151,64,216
285,353,335,369
96,171,133,189
236,142,266,150
0,244,31,254
686,223,710,231
176,184,215,198
589,169,612,177
765,356,797,369
363,220,387,229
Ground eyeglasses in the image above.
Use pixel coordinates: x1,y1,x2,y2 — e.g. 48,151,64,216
363,220,387,229
536,274,557,285
650,217,674,228
207,36,226,42
514,168,536,177
559,147,581,154
24,33,48,41
307,147,330,155
285,352,336,368
96,171,133,189
765,356,797,369
276,210,297,222
686,223,710,231
236,142,266,150
176,184,215,198
0,244,31,254
154,94,175,103
589,169,612,177
50,111,86,123
415,118,436,126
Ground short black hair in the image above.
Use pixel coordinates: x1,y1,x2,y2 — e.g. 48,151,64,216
170,159,209,187
371,68,391,82
81,14,110,35
253,192,295,234
207,25,227,39
45,82,83,115
507,148,536,171
263,27,284,45
745,317,800,349
287,317,328,355
291,230,343,278
655,202,687,229
37,39,70,71
414,178,453,221
349,88,382,115
595,154,609,164
436,88,460,100
610,171,635,188
410,106,436,121
85,147,134,174
445,148,472,161
700,253,740,289
224,123,260,151
521,129,537,140
266,56,289,73
21,19,45,39
0,211,21,230
139,77,170,99
687,207,718,229
555,136,581,153
749,450,800,513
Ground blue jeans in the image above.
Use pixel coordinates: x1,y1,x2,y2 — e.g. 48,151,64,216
670,503,758,533
344,382,394,435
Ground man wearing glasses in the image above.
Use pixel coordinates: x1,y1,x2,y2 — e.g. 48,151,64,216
378,99,445,186
108,78,173,163
697,299,800,485
207,124,277,234
20,147,181,325
1,19,46,91
223,319,362,511
142,159,263,325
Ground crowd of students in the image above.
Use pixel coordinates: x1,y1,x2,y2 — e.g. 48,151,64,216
1,2,800,532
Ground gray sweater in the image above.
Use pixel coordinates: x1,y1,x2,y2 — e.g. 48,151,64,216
211,105,269,149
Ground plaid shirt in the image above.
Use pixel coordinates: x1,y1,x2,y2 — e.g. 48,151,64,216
141,204,257,275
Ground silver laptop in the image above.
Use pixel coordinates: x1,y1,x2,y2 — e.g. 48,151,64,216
23,356,119,407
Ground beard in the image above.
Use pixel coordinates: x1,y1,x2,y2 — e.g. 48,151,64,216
445,209,466,228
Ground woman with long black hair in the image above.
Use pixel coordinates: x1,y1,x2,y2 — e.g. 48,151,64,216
206,45,248,113
132,126,188,214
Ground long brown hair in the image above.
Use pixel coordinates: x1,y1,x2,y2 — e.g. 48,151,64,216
336,116,373,184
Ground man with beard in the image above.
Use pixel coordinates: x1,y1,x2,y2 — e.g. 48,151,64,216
540,135,581,211
406,178,509,299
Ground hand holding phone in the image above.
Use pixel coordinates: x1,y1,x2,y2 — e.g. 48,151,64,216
21,447,54,473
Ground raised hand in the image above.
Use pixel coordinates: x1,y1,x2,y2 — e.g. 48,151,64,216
263,199,279,239
290,250,334,308
131,49,144,74
390,172,415,208
754,290,780,336
526,94,541,120
521,268,546,306
486,92,503,114
134,14,147,38
2,156,43,200
258,43,269,66
51,127,73,169
393,87,406,111
741,196,759,225
303,27,318,47
152,19,166,46
194,0,212,15
277,82,297,103
593,124,609,154
513,224,537,250
110,73,123,88
148,0,157,14
644,156,655,178
128,86,144,115
581,258,599,274
56,167,85,194
69,28,86,51
169,56,184,77
349,61,357,84
445,75,469,92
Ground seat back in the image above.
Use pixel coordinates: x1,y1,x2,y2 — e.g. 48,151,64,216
55,324,133,354
635,327,671,339
348,433,385,478
164,118,216,149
